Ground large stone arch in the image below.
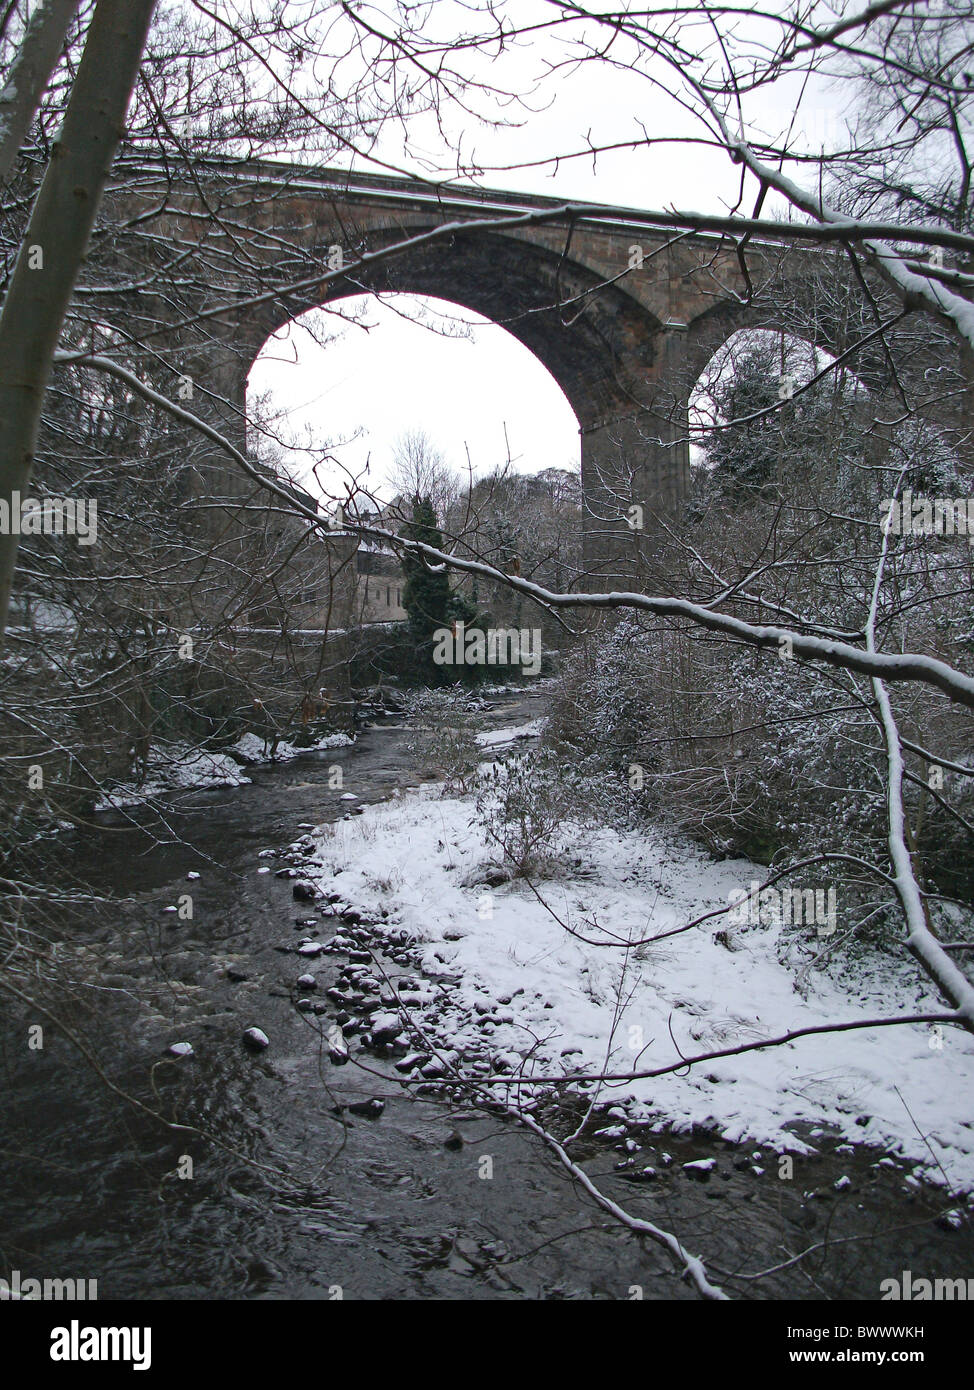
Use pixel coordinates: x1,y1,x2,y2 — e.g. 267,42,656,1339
219,223,673,580
93,158,973,582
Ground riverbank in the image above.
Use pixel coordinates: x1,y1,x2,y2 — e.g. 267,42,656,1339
293,769,974,1200
1,694,969,1299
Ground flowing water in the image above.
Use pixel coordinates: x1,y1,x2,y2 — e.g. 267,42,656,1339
1,695,968,1300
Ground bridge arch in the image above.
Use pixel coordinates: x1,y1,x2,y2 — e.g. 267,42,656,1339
104,159,969,579
236,224,666,451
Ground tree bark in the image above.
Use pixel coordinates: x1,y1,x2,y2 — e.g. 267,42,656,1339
0,0,157,641
0,0,82,184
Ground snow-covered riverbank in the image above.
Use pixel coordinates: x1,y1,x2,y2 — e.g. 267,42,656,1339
94,730,354,809
304,765,974,1196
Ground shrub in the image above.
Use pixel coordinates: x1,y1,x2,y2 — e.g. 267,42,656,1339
474,750,577,876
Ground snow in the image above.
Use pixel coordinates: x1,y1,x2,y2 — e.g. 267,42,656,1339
231,730,353,764
95,728,356,808
308,785,974,1191
94,745,251,809
476,719,544,748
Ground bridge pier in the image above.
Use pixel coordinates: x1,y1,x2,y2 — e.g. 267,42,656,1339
579,322,693,585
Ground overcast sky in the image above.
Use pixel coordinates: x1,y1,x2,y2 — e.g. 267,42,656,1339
247,2,849,504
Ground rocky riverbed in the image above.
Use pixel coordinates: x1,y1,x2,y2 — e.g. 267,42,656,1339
1,692,970,1300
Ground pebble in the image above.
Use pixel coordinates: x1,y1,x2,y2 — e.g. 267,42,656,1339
370,1013,404,1045
347,1097,384,1119
242,1027,269,1051
166,1042,194,1058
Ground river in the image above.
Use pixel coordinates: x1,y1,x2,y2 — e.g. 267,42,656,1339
0,694,967,1300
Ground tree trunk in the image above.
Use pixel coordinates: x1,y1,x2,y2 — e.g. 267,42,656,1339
0,0,82,184
0,0,157,642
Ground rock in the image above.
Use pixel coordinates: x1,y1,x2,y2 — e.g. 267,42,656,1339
683,1158,716,1180
187,871,201,881
490,1050,521,1073
296,973,317,989
166,1041,194,1058
328,1046,349,1066
225,967,249,982
395,1052,426,1073
298,941,325,957
347,1097,384,1119
340,792,358,801
444,1130,464,1151
292,880,317,901
369,1012,403,1045
296,998,314,1012
242,1027,269,1051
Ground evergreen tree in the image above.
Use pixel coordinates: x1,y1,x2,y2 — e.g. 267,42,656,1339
402,495,456,680
700,340,784,500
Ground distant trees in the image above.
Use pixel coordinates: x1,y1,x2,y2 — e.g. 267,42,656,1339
400,494,475,680
445,465,582,635
388,429,460,522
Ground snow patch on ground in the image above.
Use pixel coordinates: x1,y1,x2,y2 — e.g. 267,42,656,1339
232,730,354,764
95,745,251,808
476,719,544,748
96,727,355,809
310,786,974,1191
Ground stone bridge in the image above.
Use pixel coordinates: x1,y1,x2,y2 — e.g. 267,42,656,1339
97,156,955,580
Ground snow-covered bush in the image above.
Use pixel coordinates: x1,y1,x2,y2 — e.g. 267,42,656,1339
405,688,483,793
548,614,974,918
474,751,578,876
